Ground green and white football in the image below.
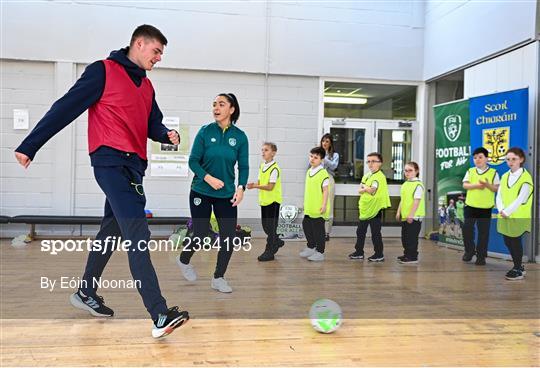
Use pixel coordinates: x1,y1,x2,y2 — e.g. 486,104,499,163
309,299,342,333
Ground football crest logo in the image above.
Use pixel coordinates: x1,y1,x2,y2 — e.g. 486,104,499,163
443,114,462,142
483,127,509,165
280,205,298,223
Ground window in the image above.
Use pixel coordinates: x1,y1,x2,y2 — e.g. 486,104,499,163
324,82,416,120
377,129,412,184
330,127,366,184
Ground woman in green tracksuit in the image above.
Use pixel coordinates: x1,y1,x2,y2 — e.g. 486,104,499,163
177,93,249,293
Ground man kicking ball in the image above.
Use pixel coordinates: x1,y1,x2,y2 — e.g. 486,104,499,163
14,24,189,338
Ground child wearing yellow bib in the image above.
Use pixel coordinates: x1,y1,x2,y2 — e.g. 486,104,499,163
496,147,533,281
349,152,391,262
462,147,500,265
247,142,284,262
395,162,424,264
299,147,330,262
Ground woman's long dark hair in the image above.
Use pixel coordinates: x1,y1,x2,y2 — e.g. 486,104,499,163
218,93,240,124
320,133,335,157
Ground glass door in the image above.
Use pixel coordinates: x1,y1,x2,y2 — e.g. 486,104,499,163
323,120,374,188
324,119,416,236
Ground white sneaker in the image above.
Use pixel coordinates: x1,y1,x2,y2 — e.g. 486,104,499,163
299,247,316,258
307,251,325,261
176,256,197,282
211,277,232,293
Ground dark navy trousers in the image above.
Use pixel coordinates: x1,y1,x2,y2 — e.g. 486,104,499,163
81,165,168,320
180,190,237,278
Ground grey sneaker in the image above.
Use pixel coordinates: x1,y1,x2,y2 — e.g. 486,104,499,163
299,247,316,258
176,256,197,282
211,277,233,293
307,251,325,262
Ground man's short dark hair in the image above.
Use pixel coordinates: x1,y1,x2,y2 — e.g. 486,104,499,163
310,146,326,159
130,24,168,46
472,147,489,157
367,152,383,163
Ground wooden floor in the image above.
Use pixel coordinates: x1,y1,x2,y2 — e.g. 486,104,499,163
1,237,539,366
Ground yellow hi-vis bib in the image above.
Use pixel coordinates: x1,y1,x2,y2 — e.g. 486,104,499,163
465,167,497,209
497,169,533,237
400,180,425,220
304,168,331,220
358,170,391,220
258,162,282,206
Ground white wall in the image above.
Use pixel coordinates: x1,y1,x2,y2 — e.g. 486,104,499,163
464,42,538,99
267,2,424,80
424,0,537,80
1,60,56,216
1,1,425,81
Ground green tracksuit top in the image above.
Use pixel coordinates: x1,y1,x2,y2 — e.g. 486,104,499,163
188,122,249,198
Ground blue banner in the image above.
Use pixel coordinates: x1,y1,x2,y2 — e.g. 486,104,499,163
469,88,529,255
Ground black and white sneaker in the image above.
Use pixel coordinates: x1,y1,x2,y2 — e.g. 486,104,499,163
397,255,406,262
69,290,114,317
519,265,526,276
348,251,364,260
398,256,418,264
367,254,385,262
152,306,189,338
505,268,524,281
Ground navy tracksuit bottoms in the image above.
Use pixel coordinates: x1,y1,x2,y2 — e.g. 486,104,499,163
81,165,168,320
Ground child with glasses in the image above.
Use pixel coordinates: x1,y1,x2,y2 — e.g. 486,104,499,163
496,147,533,280
349,152,391,262
395,162,424,264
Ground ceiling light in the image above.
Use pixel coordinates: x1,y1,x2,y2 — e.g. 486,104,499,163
324,96,367,105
